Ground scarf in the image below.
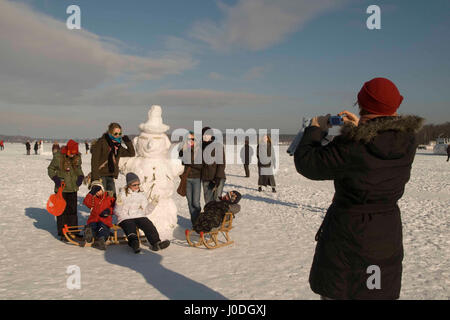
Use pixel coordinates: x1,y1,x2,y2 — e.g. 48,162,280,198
104,133,121,173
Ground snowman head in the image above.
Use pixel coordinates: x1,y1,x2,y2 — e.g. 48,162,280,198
135,133,171,158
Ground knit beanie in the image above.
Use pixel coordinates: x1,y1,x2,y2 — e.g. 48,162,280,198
66,139,79,155
126,172,140,185
357,77,403,116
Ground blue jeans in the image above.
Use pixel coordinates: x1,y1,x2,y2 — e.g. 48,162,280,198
100,176,116,197
186,178,201,224
202,178,226,203
87,222,110,240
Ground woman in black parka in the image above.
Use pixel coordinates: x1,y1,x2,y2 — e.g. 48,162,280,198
294,78,423,300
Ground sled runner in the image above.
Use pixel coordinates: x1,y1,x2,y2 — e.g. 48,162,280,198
185,212,234,249
62,224,147,247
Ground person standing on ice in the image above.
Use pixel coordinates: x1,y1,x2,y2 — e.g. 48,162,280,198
52,141,60,155
115,172,171,253
34,141,39,155
48,139,84,240
179,131,203,225
240,138,253,178
91,123,135,197
0,140,4,151
294,77,423,300
257,135,276,193
201,127,226,202
25,141,31,155
446,144,450,162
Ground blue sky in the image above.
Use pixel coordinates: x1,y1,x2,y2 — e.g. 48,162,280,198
0,0,449,138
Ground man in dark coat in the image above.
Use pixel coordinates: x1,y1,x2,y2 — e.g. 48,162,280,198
240,138,253,177
294,78,423,300
447,144,450,162
201,127,226,203
25,141,31,155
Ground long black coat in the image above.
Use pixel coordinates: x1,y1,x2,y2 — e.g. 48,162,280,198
294,115,423,299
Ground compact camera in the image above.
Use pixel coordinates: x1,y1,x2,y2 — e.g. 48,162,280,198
328,115,344,126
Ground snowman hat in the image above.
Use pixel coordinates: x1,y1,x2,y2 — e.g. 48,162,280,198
139,105,170,134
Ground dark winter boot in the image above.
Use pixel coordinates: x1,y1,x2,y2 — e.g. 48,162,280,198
258,186,262,192
130,239,141,254
92,237,107,250
151,240,170,251
272,188,276,193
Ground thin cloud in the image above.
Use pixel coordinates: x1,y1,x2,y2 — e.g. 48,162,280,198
0,0,196,106
190,0,347,52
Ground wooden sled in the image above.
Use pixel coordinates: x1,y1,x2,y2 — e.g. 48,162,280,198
62,224,147,247
185,212,234,249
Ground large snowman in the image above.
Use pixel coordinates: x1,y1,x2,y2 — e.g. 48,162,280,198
119,105,184,240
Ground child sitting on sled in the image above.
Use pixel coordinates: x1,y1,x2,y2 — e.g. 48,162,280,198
83,180,116,250
114,172,170,254
192,190,242,234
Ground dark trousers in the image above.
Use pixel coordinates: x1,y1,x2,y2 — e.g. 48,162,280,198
119,217,161,246
447,154,450,161
57,192,78,236
87,222,110,240
244,164,250,177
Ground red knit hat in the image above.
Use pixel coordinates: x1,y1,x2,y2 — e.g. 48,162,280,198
357,77,403,115
66,139,79,155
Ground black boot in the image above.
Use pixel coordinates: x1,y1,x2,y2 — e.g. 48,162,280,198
130,239,141,254
151,240,170,251
272,188,276,193
93,237,107,250
258,186,262,192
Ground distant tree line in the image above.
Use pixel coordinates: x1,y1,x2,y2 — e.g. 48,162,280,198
416,122,450,145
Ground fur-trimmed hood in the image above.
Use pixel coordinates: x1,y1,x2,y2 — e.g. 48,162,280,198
340,115,424,143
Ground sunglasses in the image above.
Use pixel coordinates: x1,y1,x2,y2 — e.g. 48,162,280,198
112,132,122,137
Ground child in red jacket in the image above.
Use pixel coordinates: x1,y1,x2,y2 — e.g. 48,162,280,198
83,180,115,250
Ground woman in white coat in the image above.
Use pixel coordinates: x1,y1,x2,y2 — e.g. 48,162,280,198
115,172,170,253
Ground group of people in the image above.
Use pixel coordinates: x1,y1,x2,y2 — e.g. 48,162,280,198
24,140,43,155
47,123,170,253
43,76,425,299
240,136,277,193
178,127,272,226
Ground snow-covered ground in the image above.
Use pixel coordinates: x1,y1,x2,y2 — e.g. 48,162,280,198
0,143,448,300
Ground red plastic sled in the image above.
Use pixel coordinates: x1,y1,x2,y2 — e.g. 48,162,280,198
46,182,66,216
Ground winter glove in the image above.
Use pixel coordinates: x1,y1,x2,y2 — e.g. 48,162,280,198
122,135,131,143
208,180,216,189
76,175,84,187
89,185,102,195
52,176,62,188
99,208,111,218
